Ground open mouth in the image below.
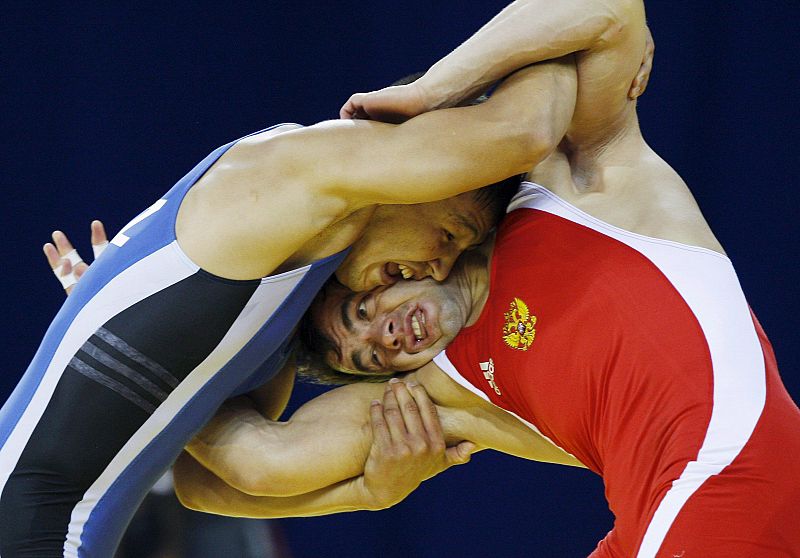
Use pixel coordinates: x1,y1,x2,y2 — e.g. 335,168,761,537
380,262,400,284
404,306,430,350
382,262,419,284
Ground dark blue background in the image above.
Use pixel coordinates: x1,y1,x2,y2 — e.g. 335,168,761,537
2,2,798,557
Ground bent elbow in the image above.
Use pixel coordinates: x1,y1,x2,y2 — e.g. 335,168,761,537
233,469,308,497
226,468,277,496
173,471,207,513
521,125,561,168
221,456,300,497
501,123,560,174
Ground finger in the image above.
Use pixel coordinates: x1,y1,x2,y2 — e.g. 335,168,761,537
91,220,109,258
444,441,476,467
45,240,79,293
390,380,426,440
43,243,63,270
51,230,84,270
53,259,77,293
339,94,359,119
340,93,373,120
407,382,444,441
51,230,76,257
369,400,391,449
381,380,409,442
73,261,90,279
91,220,107,244
58,259,73,277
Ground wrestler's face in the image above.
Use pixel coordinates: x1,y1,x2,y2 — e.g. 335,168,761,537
312,276,470,374
335,192,492,291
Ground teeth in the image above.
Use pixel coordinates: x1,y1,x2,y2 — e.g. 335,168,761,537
411,315,423,339
398,264,413,279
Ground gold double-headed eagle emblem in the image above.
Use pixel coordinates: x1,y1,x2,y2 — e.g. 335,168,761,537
502,297,537,351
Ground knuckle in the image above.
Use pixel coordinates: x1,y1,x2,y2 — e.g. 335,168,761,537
371,418,387,429
396,446,412,459
411,441,429,455
402,401,419,415
384,407,401,418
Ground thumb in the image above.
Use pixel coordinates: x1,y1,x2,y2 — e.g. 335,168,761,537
340,93,368,119
445,441,476,466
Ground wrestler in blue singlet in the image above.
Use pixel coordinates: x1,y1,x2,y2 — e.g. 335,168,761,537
0,124,347,557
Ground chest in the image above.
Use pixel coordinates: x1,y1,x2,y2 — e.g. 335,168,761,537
444,208,718,467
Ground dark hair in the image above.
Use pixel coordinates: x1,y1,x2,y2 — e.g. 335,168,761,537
391,72,426,87
472,174,522,228
295,280,397,385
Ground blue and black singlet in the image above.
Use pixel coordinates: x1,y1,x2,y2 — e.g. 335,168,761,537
0,125,347,557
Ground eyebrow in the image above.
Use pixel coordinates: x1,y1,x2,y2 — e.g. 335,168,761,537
340,291,356,334
351,351,368,374
339,291,369,373
454,213,481,243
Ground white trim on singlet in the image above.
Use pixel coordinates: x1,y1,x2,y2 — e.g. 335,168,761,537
440,182,767,558
433,351,578,462
0,242,198,494
64,247,311,557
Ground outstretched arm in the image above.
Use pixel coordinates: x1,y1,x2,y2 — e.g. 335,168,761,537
341,0,644,121
175,380,474,517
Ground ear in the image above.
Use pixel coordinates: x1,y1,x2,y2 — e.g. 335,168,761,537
629,26,655,100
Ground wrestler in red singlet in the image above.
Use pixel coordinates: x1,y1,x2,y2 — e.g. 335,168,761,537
434,183,800,557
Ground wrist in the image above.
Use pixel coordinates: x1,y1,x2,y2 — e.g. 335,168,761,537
414,72,457,111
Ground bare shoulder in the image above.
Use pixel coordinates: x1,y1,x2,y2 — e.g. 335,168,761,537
538,148,726,254
175,123,358,279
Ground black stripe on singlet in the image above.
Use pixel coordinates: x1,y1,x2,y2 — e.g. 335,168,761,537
0,270,260,557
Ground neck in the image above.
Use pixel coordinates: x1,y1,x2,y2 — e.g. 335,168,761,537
565,113,647,190
448,232,495,328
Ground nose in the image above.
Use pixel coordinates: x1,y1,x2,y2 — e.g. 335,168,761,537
429,254,457,281
376,316,401,349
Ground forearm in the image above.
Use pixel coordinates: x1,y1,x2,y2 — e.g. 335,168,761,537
283,59,576,207
174,452,382,519
185,398,281,493
186,384,381,497
176,379,470,518
418,0,633,107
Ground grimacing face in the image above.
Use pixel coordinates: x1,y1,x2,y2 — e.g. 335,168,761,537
333,191,492,291
311,276,472,376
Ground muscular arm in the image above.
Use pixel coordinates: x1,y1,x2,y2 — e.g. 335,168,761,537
342,0,648,146
267,58,577,209
177,379,474,517
174,451,385,518
412,0,643,108
182,358,582,505
185,382,382,497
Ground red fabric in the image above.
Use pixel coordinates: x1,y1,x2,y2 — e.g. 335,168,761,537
444,208,800,557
